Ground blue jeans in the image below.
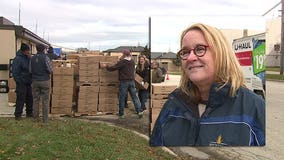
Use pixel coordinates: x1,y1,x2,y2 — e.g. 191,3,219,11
119,80,141,116
138,89,149,110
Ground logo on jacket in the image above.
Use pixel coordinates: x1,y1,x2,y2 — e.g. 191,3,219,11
209,134,227,146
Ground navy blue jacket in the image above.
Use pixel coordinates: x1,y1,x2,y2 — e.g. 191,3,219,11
12,51,32,85
150,83,265,146
30,52,52,81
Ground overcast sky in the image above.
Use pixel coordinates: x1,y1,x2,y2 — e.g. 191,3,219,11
0,0,281,51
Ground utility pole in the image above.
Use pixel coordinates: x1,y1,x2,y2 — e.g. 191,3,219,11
18,2,21,25
281,0,284,75
149,17,151,55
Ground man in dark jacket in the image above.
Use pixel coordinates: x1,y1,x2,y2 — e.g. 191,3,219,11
151,61,163,83
12,43,33,120
30,44,52,123
100,49,143,118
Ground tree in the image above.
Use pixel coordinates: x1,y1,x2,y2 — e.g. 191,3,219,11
141,45,150,59
172,54,181,66
76,47,89,52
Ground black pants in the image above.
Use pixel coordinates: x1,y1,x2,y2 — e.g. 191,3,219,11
14,83,33,117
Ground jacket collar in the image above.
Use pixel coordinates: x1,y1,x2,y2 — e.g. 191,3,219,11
207,83,233,109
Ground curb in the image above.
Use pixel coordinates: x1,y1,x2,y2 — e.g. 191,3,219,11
266,79,284,82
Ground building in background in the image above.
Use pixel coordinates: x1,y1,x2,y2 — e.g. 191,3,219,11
151,52,180,72
0,17,50,71
265,18,281,67
103,46,145,63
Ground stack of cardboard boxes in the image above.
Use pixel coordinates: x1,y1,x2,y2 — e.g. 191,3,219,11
150,83,177,131
77,55,101,114
98,56,119,113
51,66,75,114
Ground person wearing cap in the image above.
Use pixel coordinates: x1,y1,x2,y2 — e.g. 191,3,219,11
12,43,33,120
46,46,59,60
30,44,52,123
100,49,143,118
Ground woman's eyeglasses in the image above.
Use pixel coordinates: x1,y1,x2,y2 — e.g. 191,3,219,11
177,45,209,60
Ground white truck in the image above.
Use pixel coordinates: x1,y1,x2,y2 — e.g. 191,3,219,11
232,33,266,99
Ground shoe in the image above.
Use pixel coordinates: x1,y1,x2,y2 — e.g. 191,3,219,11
26,113,33,118
138,112,143,118
15,116,22,120
119,115,125,119
117,113,125,119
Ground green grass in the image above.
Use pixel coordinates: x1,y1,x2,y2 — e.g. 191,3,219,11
266,67,280,72
266,74,284,80
0,117,177,160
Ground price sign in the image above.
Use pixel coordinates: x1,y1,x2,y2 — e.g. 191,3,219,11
252,43,266,74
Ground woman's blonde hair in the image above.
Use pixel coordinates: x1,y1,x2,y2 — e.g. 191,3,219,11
179,23,245,102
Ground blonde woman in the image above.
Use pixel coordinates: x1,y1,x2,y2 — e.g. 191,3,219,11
150,23,265,146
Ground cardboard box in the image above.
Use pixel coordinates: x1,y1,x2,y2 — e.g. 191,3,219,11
99,67,118,77
52,86,74,95
99,85,119,93
97,104,118,112
66,54,80,60
51,98,73,109
151,99,167,108
79,86,100,93
134,73,149,90
8,78,16,89
79,63,99,70
51,107,73,114
99,92,118,99
99,98,118,105
53,81,74,88
99,76,119,83
77,98,98,113
53,67,74,76
151,83,177,94
52,60,78,68
151,94,169,100
79,70,99,77
53,75,74,82
76,81,98,86
79,76,99,82
151,107,162,123
78,55,102,64
100,56,119,63
8,91,16,103
52,93,73,100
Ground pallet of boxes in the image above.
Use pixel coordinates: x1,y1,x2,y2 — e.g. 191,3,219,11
51,61,76,115
98,56,119,114
76,55,100,115
150,83,177,132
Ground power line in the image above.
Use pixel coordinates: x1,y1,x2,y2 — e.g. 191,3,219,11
262,1,281,16
280,0,284,74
